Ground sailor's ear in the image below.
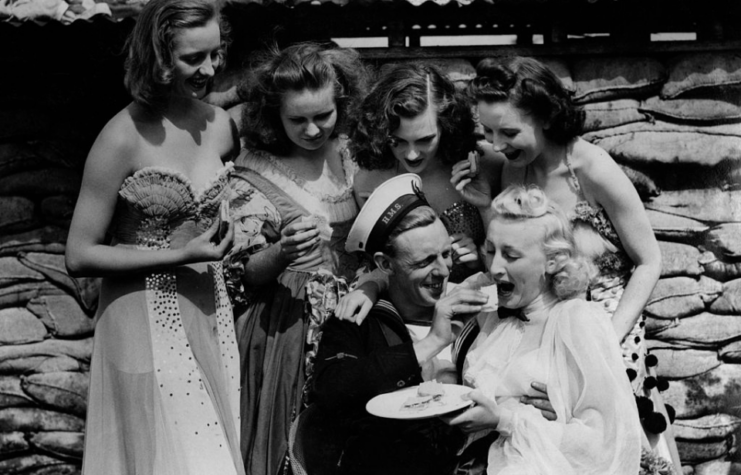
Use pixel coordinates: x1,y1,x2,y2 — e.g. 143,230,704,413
374,252,394,276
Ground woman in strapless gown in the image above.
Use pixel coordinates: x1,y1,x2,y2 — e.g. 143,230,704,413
351,62,486,284
65,1,244,474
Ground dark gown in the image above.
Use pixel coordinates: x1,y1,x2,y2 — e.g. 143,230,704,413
224,145,361,475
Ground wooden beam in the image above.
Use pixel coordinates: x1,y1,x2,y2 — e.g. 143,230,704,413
356,39,741,60
388,19,406,47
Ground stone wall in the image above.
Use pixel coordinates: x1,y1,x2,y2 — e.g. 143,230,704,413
573,52,741,475
1,42,740,475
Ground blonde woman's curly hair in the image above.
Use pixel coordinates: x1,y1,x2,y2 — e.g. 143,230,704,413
490,185,592,300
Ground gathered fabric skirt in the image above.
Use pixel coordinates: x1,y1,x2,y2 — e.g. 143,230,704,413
82,262,244,475
236,269,313,475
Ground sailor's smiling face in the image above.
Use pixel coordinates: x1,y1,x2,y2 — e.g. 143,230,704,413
385,218,452,308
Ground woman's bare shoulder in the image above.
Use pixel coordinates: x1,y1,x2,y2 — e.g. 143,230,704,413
571,139,617,173
209,104,239,159
570,138,630,192
100,104,140,140
87,105,143,165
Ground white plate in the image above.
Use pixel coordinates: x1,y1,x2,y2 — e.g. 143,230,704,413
366,384,474,420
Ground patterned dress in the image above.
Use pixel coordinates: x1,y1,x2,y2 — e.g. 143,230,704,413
224,143,361,475
566,157,678,473
82,165,244,475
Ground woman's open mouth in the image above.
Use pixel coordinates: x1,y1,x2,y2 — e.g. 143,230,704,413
497,281,515,297
503,150,521,161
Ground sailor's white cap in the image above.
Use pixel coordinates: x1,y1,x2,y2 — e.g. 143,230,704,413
346,173,429,255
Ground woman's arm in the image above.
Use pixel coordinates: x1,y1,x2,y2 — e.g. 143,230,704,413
240,220,320,286
334,269,387,323
579,141,662,342
538,302,641,470
65,111,233,278
228,165,320,287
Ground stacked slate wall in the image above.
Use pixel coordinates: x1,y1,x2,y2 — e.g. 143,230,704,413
1,42,740,475
0,34,125,472
575,53,741,475
0,147,96,473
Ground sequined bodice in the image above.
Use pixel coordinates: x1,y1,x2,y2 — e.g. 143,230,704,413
441,201,486,245
571,201,633,275
442,201,486,282
565,157,633,276
110,164,233,250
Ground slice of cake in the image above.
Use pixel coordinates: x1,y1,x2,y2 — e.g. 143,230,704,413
418,380,445,398
400,395,434,411
400,381,446,412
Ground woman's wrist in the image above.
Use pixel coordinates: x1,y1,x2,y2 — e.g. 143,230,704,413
494,407,511,434
272,241,291,267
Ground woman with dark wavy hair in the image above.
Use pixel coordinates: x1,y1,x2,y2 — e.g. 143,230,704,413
351,62,486,283
224,42,370,475
65,0,243,473
452,56,676,471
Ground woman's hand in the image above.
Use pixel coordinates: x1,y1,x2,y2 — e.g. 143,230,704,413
334,281,378,325
451,152,493,209
278,220,320,263
451,233,480,269
182,216,235,263
442,390,500,433
521,381,557,421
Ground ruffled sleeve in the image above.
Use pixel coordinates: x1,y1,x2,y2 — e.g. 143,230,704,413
223,169,282,307
487,300,641,475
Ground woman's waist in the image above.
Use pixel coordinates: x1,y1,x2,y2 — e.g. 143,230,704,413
110,219,209,249
99,244,215,284
573,223,633,275
281,263,355,282
281,243,359,279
